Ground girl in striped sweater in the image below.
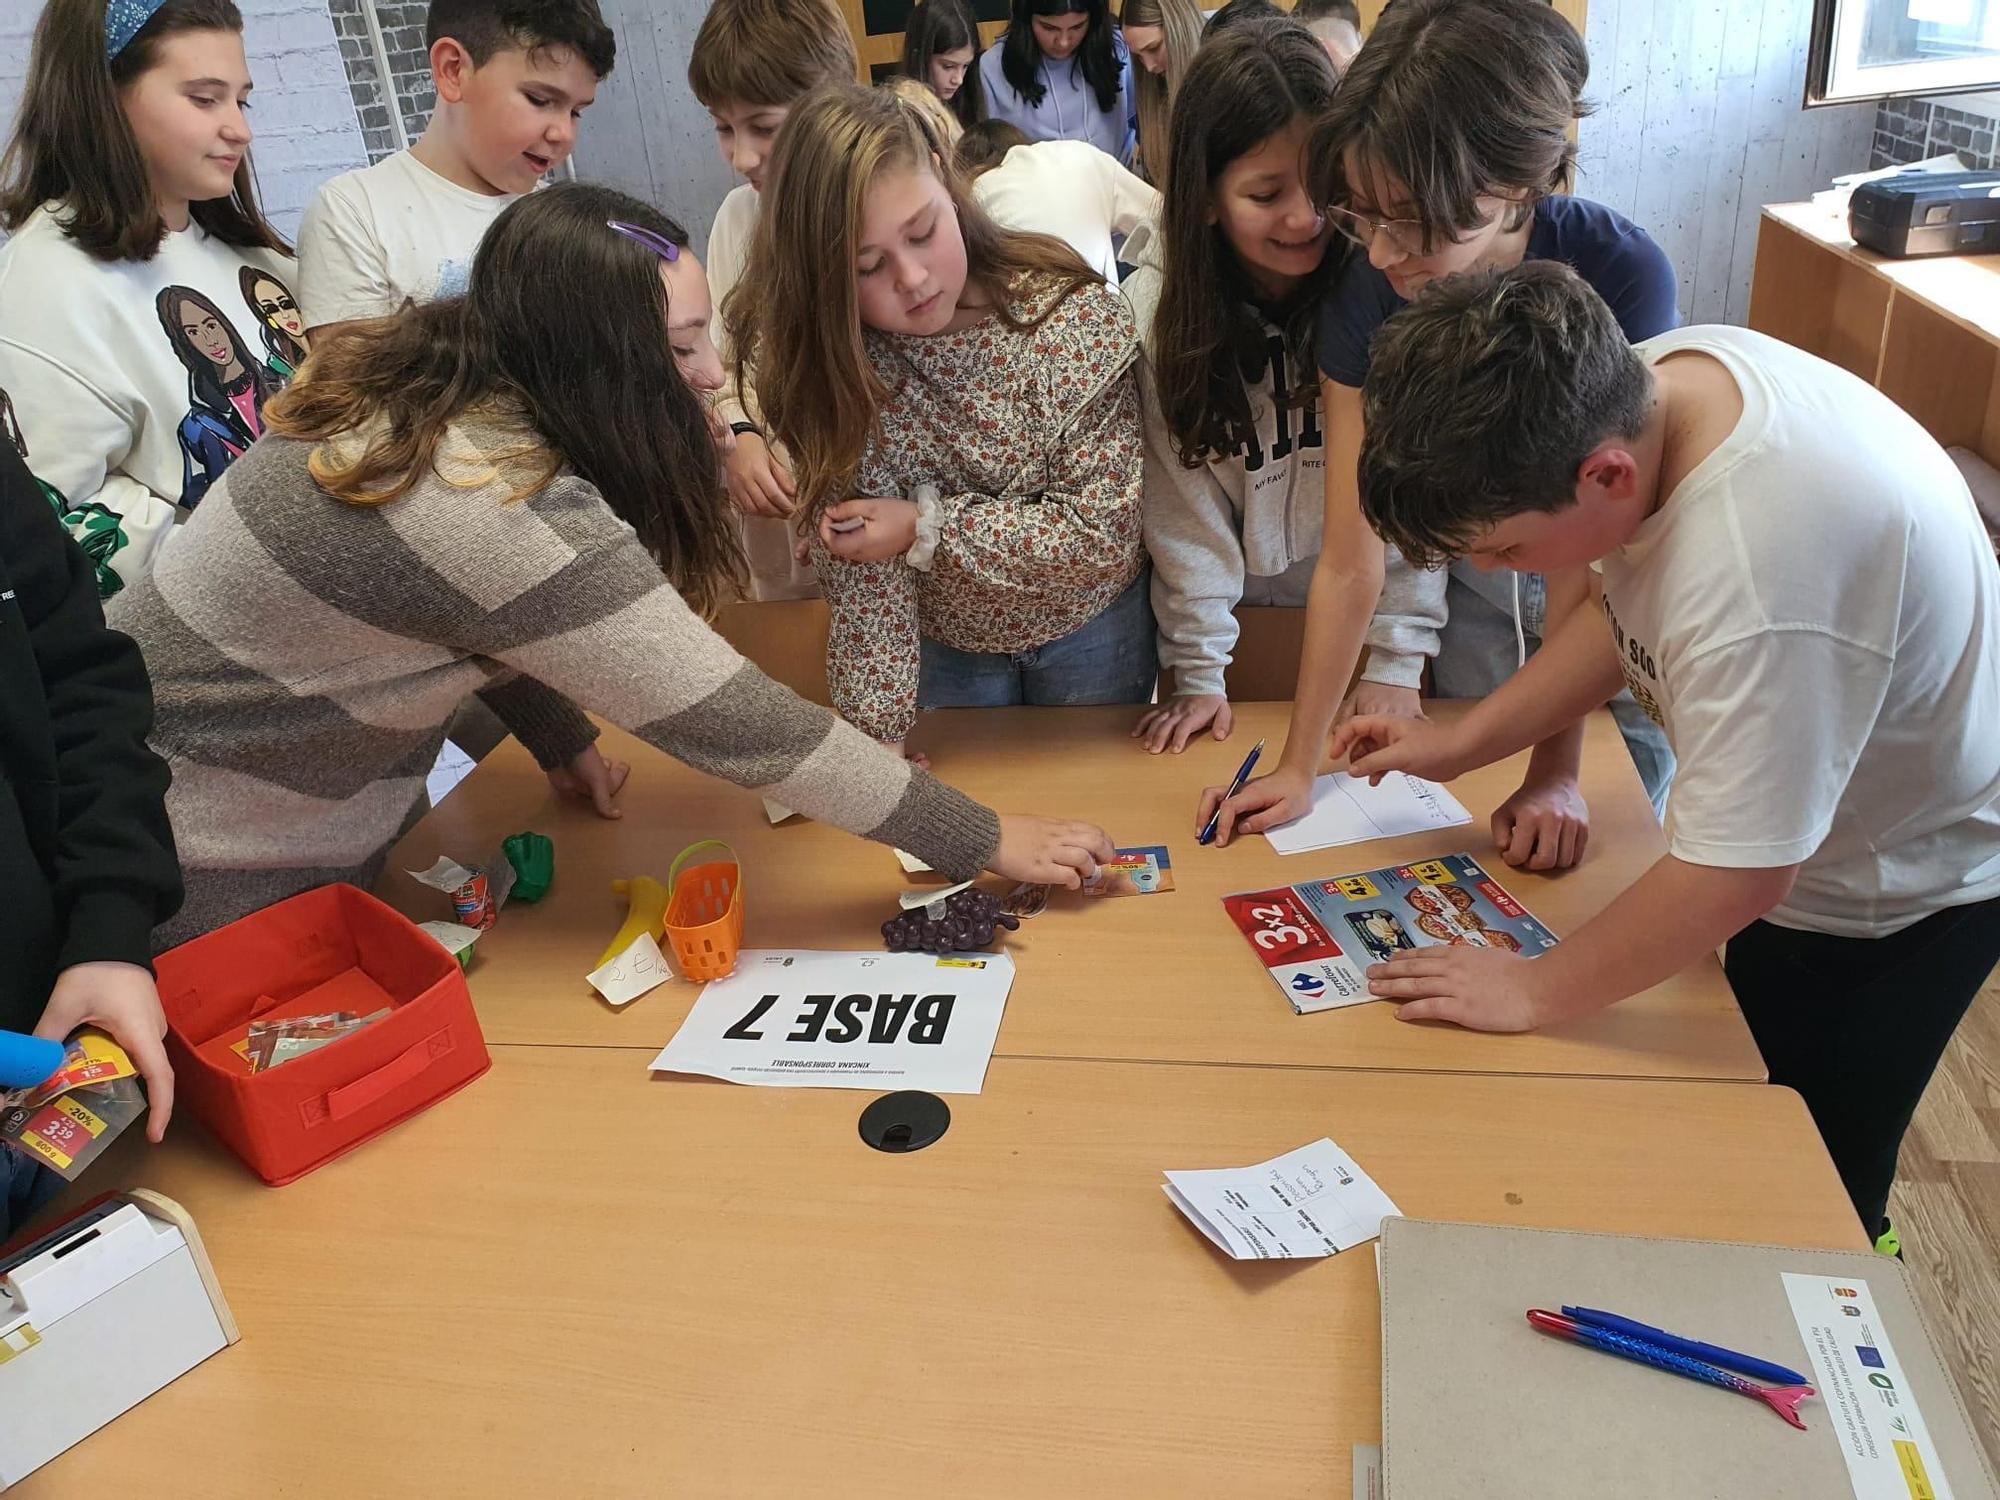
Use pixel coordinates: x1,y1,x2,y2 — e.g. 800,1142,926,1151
108,183,1114,946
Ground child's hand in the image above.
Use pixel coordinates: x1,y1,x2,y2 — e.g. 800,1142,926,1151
1328,715,1473,784
882,738,931,771
35,963,174,1142
547,745,630,818
819,499,918,562
1134,694,1233,754
724,433,797,518
990,815,1117,889
702,402,739,456
1197,762,1313,846
1366,946,1549,1031
1338,680,1423,724
1491,774,1589,870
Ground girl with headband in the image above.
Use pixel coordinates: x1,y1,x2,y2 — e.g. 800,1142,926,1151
0,0,297,597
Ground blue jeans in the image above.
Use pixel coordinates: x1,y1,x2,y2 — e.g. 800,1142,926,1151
1437,563,1677,817
919,572,1157,710
2,1146,60,1243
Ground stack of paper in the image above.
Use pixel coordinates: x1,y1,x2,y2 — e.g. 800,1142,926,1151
1164,1138,1399,1259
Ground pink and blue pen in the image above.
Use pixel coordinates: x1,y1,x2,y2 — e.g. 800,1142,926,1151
1528,1308,1816,1430
1560,1305,1809,1387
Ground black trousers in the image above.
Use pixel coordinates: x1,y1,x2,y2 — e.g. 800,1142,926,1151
1724,893,2000,1235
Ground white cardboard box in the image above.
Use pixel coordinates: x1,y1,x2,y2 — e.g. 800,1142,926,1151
1,1190,238,1485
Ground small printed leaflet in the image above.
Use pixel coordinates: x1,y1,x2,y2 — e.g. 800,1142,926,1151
0,1033,145,1181
1224,853,1559,1013
1083,846,1175,898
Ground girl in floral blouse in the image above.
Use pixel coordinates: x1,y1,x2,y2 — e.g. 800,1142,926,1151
725,83,1153,754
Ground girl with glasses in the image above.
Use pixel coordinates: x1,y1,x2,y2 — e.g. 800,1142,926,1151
1200,0,1677,865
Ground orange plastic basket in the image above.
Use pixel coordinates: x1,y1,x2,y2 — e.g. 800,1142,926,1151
664,840,744,981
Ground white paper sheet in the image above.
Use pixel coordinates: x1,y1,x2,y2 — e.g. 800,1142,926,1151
899,878,973,911
1263,772,1470,856
1163,1138,1400,1259
649,949,1015,1094
893,848,933,873
416,920,483,962
761,797,795,825
1781,1273,1958,1499
587,932,675,1008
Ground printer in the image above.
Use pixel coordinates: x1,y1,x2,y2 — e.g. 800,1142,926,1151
1849,169,2000,258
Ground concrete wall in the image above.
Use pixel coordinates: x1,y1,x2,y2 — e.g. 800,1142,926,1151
1578,0,1878,324
566,0,741,254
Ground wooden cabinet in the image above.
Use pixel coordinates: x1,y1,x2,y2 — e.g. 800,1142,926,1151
1751,200,2000,470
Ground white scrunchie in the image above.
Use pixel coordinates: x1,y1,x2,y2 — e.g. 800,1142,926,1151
904,483,945,572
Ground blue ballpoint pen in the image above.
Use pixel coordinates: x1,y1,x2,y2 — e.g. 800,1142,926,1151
1198,739,1265,846
1561,1305,1810,1388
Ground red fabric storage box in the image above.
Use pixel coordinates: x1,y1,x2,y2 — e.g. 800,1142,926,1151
153,884,491,1185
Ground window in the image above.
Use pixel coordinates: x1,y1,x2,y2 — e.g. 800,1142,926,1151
1811,0,2000,104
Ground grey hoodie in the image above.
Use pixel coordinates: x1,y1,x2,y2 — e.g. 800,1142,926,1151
1120,221,1442,698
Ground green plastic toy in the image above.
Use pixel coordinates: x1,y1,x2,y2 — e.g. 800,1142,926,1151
502,831,554,903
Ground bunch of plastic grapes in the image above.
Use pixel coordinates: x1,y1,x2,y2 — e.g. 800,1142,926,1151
881,888,1022,953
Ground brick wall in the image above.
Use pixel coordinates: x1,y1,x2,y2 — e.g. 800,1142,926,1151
325,0,436,164
0,0,369,241
326,0,401,159
1873,98,2000,172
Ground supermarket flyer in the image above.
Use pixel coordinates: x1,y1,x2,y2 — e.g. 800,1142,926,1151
1223,853,1561,1014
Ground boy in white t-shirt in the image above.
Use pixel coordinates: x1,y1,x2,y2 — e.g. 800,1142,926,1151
296,0,616,340
956,121,1157,286
1328,261,2000,1248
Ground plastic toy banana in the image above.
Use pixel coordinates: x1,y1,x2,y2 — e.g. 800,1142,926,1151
596,875,671,969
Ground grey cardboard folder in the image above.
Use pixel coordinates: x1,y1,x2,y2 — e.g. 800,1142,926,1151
1378,1218,1999,1500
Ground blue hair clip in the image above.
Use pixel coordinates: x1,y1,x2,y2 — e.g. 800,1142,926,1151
607,219,682,263
105,0,172,60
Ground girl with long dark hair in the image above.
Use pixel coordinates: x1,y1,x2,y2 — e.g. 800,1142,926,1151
902,0,986,131
1199,0,1677,860
1124,20,1363,754
978,0,1131,160
108,183,1113,946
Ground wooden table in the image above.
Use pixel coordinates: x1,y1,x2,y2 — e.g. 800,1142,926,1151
23,1051,1859,1498
382,703,1763,1082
